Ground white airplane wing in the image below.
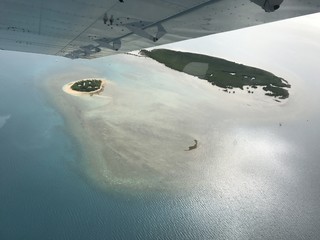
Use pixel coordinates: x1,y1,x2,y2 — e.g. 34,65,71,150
0,0,319,59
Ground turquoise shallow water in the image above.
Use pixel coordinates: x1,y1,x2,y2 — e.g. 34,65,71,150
1,52,320,240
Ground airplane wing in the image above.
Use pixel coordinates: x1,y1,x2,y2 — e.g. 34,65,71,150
0,0,319,59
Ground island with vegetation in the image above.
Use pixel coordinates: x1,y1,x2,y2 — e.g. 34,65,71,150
140,49,290,100
71,79,103,93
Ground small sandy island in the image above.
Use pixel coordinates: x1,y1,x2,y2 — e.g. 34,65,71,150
63,78,106,96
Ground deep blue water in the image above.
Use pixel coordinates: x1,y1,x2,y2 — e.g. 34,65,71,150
1,52,320,240
0,53,223,240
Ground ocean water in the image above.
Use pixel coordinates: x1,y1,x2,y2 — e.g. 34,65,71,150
1,50,320,240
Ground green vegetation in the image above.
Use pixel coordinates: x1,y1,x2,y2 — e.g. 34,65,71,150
140,49,290,100
71,79,102,92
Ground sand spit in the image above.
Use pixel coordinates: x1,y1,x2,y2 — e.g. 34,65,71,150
41,54,302,191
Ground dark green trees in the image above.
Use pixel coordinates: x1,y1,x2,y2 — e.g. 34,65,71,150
71,79,102,92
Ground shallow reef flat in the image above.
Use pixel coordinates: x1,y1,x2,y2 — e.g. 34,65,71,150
42,54,302,191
